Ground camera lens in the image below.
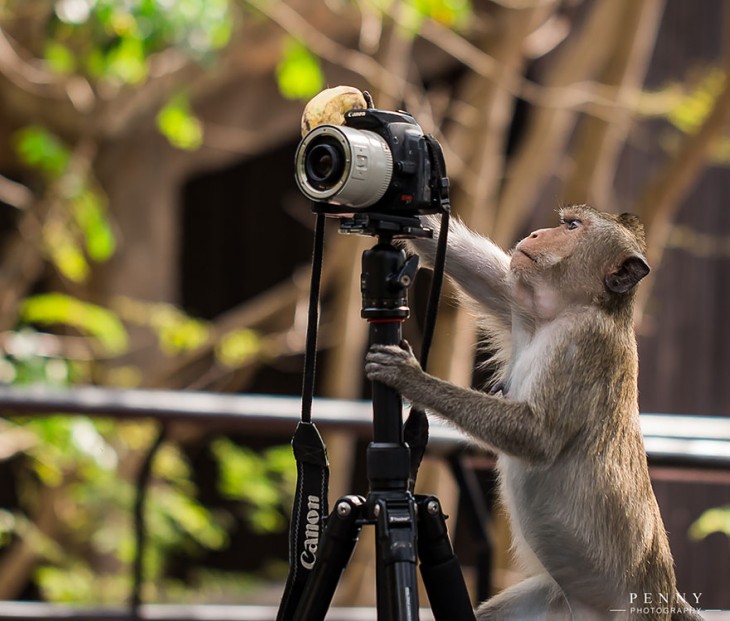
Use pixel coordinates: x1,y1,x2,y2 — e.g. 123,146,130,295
295,124,393,209
305,142,344,189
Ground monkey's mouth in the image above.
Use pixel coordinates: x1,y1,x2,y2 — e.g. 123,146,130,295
516,248,537,262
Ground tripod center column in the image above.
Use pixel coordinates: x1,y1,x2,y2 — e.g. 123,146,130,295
361,238,417,489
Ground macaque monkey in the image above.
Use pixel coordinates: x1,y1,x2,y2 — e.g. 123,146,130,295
365,206,702,620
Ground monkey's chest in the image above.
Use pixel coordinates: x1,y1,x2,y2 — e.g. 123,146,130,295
505,345,555,401
505,324,576,400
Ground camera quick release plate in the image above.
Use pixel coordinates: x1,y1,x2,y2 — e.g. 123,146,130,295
336,212,434,239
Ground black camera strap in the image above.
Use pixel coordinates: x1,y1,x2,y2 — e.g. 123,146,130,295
277,212,329,621
404,134,451,489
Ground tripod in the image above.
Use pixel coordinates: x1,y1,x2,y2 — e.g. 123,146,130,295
290,216,476,620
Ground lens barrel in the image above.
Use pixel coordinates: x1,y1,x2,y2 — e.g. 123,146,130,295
295,125,394,209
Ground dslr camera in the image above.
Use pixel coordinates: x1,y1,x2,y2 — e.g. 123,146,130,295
294,108,448,225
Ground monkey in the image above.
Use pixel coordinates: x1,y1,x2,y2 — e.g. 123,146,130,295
365,205,703,620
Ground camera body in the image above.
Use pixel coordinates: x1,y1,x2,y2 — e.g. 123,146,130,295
294,108,444,218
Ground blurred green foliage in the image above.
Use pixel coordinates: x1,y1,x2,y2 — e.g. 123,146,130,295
0,330,76,386
690,505,730,542
44,0,233,83
14,125,115,282
211,439,295,534
15,126,71,178
113,296,211,356
0,0,482,607
216,329,262,368
666,68,725,135
157,94,204,150
639,67,730,164
401,0,472,33
0,0,306,604
276,39,324,101
71,187,116,262
21,294,128,355
3,415,231,603
0,408,293,603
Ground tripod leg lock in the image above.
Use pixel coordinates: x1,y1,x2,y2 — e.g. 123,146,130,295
372,494,419,565
416,495,477,620
370,492,420,619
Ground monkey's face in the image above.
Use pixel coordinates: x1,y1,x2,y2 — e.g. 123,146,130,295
511,218,583,271
510,205,650,315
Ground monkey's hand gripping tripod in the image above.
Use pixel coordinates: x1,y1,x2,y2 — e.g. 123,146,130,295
278,213,476,621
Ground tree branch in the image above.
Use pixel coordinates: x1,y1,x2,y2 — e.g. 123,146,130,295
0,174,33,210
562,0,666,207
635,20,730,321
493,0,638,246
0,26,94,111
244,0,406,103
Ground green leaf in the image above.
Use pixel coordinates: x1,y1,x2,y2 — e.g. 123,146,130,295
211,439,293,534
209,19,233,50
276,40,324,101
36,565,97,603
14,127,70,178
667,69,725,135
0,510,16,547
105,36,148,84
42,220,90,283
156,95,203,151
44,42,77,74
84,48,108,79
149,487,228,550
409,0,471,26
111,297,210,354
689,505,730,540
71,188,116,262
21,294,128,355
215,328,261,368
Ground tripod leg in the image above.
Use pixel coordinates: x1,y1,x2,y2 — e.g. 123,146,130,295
416,495,476,621
373,494,420,620
293,495,364,620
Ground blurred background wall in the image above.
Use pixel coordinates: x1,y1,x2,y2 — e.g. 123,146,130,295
0,0,728,610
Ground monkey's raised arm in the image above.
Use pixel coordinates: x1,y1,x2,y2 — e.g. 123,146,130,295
409,216,513,329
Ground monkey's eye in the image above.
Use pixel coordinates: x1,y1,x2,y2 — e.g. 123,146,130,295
562,218,582,230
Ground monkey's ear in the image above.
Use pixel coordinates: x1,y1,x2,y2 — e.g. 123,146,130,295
605,255,650,294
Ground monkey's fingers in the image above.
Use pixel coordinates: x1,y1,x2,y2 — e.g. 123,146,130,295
369,344,403,352
365,352,401,366
367,345,412,363
364,361,398,385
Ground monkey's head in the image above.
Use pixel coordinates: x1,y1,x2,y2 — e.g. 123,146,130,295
510,205,650,317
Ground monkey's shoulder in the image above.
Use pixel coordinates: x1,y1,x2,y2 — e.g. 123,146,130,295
531,313,634,363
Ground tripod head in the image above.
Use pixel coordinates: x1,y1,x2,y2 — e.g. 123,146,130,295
361,234,418,322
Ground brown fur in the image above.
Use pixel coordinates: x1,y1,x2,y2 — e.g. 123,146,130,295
365,207,703,620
